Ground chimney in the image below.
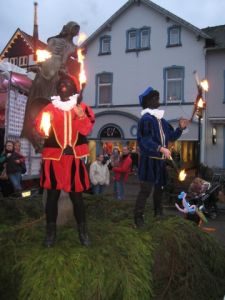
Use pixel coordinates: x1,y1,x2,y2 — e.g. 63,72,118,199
33,2,39,62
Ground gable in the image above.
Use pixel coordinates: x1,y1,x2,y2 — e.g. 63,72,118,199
83,0,210,47
4,35,33,57
0,28,46,60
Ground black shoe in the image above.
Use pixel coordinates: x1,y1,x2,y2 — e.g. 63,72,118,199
134,214,145,228
45,223,56,247
78,223,90,247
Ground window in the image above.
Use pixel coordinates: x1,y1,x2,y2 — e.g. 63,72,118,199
96,73,113,106
19,56,28,66
10,57,18,65
167,26,181,47
140,28,150,48
128,30,138,50
126,27,150,52
164,67,184,103
99,36,111,55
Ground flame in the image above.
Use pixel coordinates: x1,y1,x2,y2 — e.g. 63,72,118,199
77,32,87,46
197,98,205,108
40,112,51,136
178,169,187,181
36,49,52,62
200,79,209,92
77,48,86,89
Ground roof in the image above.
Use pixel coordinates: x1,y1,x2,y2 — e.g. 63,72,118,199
202,25,225,49
20,30,47,50
82,0,211,46
0,28,47,60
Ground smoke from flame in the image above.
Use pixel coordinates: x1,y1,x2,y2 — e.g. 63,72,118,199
77,32,87,46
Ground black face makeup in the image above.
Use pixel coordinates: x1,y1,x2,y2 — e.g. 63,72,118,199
57,79,77,101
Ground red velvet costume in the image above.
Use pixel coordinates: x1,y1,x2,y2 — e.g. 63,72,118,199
35,101,95,192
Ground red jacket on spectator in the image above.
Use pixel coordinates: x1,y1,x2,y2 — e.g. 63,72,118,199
113,154,132,182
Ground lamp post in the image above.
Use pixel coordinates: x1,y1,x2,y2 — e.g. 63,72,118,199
195,79,208,176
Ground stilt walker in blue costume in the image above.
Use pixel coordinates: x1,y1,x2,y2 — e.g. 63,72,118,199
134,87,189,227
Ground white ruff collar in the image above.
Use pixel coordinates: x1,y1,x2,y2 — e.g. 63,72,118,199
141,108,165,119
51,94,79,111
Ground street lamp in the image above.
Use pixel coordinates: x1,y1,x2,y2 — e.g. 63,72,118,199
195,78,208,176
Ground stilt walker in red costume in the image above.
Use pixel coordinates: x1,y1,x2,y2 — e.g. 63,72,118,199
35,75,95,247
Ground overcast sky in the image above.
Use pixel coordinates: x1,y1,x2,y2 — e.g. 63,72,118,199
1,0,224,52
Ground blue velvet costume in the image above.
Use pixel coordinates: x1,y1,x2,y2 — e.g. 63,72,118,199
137,113,183,187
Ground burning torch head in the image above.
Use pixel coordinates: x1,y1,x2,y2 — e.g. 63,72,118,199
56,75,78,101
139,87,160,109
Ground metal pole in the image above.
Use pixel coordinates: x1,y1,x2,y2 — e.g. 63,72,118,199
5,71,12,142
197,116,201,176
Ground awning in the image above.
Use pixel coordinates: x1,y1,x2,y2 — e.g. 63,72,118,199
208,117,225,124
10,72,32,91
0,60,33,92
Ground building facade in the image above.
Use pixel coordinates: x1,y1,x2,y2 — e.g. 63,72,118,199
83,0,212,167
203,25,225,169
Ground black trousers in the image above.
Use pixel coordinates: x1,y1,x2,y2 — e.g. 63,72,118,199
134,181,164,216
45,189,86,224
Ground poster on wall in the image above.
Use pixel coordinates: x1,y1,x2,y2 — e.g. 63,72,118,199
6,90,27,137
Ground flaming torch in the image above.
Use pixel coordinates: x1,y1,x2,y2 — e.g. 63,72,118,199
36,49,52,62
77,48,86,90
77,48,87,104
40,112,51,136
76,32,87,104
178,169,187,182
169,156,187,182
190,71,208,122
190,71,208,176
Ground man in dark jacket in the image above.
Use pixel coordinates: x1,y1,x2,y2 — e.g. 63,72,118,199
134,87,189,227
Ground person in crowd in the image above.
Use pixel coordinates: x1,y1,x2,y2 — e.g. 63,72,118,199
0,142,13,196
130,148,139,175
110,147,120,168
35,74,95,247
2,140,25,195
14,140,26,173
112,146,132,200
133,87,189,227
89,153,110,196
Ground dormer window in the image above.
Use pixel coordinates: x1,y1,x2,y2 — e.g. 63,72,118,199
99,35,111,55
126,27,151,52
167,26,182,47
